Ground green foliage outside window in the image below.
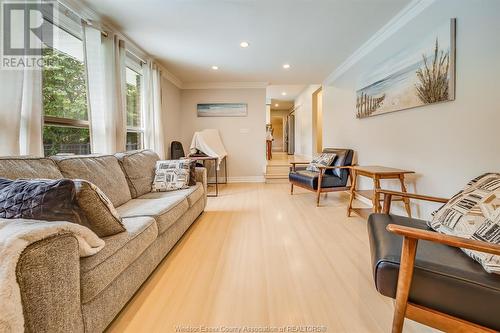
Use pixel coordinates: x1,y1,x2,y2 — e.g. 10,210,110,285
42,48,90,156
126,68,142,128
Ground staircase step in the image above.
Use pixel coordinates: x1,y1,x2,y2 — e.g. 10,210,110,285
265,165,290,175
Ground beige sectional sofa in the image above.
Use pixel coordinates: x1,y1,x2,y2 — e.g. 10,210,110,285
0,150,207,332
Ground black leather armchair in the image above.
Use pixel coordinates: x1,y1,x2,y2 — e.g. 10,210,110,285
289,148,354,206
367,190,500,333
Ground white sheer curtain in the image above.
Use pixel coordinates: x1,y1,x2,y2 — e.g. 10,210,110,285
83,25,127,154
0,45,43,156
143,61,165,159
113,36,127,152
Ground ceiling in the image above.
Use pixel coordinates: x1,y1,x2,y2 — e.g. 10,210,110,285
266,85,306,101
83,0,411,84
270,100,294,111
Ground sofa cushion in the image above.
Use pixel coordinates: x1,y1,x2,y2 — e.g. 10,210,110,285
289,170,345,190
116,195,189,234
139,183,204,207
74,180,125,237
51,155,131,207
367,213,500,331
115,150,160,198
0,157,63,180
80,216,157,303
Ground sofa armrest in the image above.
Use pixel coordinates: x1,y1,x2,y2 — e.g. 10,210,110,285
17,233,84,333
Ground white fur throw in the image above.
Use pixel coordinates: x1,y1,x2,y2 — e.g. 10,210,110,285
0,218,104,332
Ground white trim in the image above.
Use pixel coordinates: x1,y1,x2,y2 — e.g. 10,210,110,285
208,176,265,183
158,65,183,89
323,0,436,86
182,82,268,90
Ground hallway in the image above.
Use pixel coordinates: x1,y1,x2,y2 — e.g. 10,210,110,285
264,152,308,183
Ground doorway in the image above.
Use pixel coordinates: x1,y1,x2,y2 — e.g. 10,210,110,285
271,115,284,152
312,87,323,154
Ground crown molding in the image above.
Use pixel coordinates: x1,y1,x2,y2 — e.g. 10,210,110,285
182,82,268,90
323,0,436,86
156,63,183,89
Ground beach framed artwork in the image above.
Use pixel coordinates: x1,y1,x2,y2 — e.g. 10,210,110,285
356,18,456,119
197,103,248,117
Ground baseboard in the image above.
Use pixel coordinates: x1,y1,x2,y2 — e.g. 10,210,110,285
207,176,265,183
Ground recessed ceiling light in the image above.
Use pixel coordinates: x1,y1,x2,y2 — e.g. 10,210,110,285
275,103,279,107
240,41,249,48
211,65,219,70
281,92,287,96
282,64,291,69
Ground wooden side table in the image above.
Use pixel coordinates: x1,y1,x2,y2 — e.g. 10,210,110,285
347,166,414,219
188,155,228,197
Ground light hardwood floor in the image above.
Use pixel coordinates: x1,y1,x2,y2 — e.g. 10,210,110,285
107,183,432,333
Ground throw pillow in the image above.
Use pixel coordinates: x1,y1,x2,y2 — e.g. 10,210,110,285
0,178,89,228
306,153,337,173
428,173,500,273
152,160,190,192
73,179,125,237
181,158,197,186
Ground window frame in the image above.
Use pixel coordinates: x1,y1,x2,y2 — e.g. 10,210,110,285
125,54,145,151
41,7,92,156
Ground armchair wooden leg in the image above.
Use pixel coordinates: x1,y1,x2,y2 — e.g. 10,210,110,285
290,183,294,195
317,171,324,207
347,170,357,217
392,236,418,333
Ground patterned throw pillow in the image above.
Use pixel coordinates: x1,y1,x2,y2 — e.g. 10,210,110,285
181,158,197,186
306,153,337,172
428,173,500,274
73,179,125,237
152,160,190,192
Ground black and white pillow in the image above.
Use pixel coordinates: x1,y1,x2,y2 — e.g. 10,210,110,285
429,173,500,274
152,160,190,192
306,153,336,172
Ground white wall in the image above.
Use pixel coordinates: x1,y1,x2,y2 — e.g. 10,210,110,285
294,85,320,157
179,88,267,182
161,77,182,159
323,0,500,218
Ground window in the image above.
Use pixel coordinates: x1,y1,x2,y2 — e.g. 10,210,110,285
42,7,90,156
125,56,145,151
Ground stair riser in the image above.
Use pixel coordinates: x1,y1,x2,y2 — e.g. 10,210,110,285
265,166,290,175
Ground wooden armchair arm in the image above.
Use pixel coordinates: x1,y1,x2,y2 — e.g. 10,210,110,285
387,223,500,332
290,161,310,171
378,189,448,214
387,224,500,256
317,165,352,170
